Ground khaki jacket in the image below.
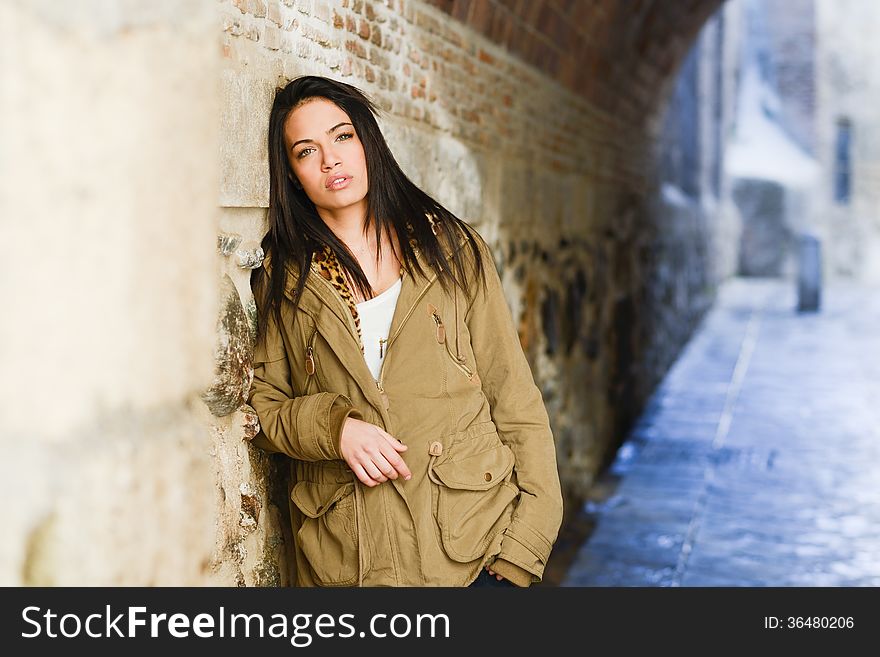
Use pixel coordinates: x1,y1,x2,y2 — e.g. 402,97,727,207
248,223,563,587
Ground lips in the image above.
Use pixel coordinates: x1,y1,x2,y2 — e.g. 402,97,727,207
325,174,352,190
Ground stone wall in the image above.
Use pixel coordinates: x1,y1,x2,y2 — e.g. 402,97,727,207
0,0,219,585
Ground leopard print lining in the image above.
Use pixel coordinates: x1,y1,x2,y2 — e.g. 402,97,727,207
309,222,423,355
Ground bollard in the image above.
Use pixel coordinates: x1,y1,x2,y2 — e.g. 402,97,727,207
796,233,822,312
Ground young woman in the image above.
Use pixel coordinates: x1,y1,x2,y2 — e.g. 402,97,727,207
248,75,563,587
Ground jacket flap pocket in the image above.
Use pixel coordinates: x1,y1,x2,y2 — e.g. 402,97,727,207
290,481,355,518
432,444,515,491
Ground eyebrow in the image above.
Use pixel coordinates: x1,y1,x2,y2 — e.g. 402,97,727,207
290,122,354,150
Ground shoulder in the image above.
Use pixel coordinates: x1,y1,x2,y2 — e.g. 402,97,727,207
251,246,307,309
444,219,494,267
458,223,501,293
443,221,502,308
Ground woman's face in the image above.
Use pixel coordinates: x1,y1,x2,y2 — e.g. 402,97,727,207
283,98,369,216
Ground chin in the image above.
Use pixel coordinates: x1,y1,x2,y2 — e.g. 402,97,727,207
328,190,368,206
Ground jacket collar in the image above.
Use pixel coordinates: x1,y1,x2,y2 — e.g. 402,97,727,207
262,219,471,414
273,218,470,328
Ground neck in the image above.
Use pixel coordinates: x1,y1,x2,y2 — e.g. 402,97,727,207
318,204,386,262
316,201,370,246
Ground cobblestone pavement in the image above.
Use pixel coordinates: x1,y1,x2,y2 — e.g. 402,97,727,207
562,277,880,586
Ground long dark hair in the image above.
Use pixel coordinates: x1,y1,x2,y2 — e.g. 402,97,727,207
253,75,487,347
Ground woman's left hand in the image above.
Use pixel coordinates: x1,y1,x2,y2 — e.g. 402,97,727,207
485,565,506,581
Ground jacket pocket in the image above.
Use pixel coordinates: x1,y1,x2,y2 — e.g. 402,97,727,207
429,430,520,563
290,480,370,586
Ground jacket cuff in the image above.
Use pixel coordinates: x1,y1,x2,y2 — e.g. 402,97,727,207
329,397,363,458
296,392,359,461
496,517,553,583
248,431,276,454
490,558,533,587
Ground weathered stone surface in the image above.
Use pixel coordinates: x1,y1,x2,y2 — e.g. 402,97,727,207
541,287,561,357
235,241,265,269
239,482,261,532
240,403,261,441
5,404,215,586
564,268,587,356
218,231,243,256
2,0,218,441
243,294,259,348
219,70,274,206
201,275,253,417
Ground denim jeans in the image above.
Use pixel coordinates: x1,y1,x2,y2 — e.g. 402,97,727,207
469,568,516,587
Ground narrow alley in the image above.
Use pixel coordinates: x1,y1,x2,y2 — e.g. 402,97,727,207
563,277,880,586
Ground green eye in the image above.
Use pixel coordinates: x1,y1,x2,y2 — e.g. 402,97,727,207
295,133,353,159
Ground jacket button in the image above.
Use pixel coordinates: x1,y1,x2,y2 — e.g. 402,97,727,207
484,472,492,482
428,441,443,456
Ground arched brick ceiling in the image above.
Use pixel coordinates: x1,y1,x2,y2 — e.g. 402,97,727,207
426,0,725,125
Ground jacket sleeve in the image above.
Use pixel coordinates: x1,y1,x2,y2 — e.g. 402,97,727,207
463,230,564,586
247,288,363,462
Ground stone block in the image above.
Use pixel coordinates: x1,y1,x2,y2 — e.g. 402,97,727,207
201,275,254,417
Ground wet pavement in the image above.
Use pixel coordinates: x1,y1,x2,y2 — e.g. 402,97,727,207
562,277,880,586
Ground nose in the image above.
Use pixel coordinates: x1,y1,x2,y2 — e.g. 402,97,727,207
321,142,342,171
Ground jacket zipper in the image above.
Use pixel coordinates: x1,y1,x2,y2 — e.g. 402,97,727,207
303,261,405,412
430,309,446,343
427,304,476,380
375,270,438,407
303,324,319,395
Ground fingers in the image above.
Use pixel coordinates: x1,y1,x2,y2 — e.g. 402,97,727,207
370,451,398,481
353,444,409,487
485,566,504,581
363,444,412,483
340,420,412,486
378,441,412,480
380,429,409,452
364,459,388,483
352,463,381,488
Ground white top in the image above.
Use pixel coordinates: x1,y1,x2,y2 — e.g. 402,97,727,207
356,276,402,380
